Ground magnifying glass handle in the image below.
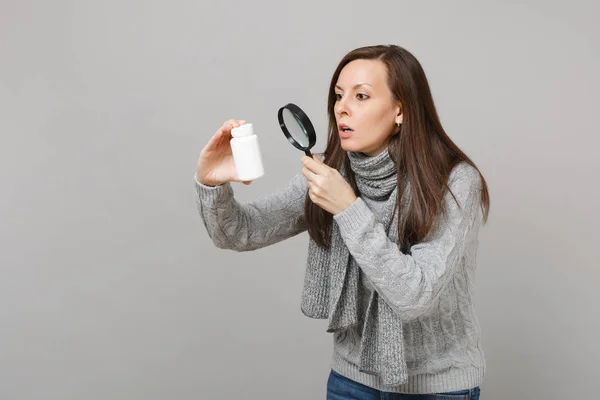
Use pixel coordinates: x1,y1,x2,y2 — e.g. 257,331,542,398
304,149,313,157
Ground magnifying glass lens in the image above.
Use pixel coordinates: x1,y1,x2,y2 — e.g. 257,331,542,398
278,103,316,156
282,109,309,147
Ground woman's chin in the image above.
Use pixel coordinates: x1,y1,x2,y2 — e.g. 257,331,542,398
340,138,390,156
340,140,361,153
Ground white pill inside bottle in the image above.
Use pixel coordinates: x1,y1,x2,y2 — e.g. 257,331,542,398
230,123,265,181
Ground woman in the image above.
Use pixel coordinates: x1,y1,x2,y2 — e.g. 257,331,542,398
194,45,489,399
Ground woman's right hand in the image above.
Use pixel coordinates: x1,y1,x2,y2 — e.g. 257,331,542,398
196,119,252,186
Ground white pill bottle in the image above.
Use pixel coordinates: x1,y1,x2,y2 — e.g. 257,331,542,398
230,123,264,181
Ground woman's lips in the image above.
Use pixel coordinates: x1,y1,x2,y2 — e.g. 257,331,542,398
338,123,353,139
339,129,353,139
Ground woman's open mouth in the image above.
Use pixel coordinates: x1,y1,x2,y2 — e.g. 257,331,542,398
339,124,354,139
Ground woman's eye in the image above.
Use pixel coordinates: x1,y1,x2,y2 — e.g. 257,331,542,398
357,93,369,100
335,93,342,100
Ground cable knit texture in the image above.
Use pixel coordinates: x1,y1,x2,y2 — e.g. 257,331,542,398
300,149,406,386
194,154,485,394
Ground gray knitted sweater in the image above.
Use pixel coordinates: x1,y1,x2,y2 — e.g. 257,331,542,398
194,162,486,394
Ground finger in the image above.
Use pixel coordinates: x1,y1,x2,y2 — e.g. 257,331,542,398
222,119,246,128
231,176,253,184
302,166,318,182
307,181,321,197
220,119,244,135
213,123,233,145
301,156,318,172
216,125,234,145
229,120,246,129
302,155,329,175
221,119,236,129
219,121,233,137
203,128,226,151
214,127,232,147
312,154,330,167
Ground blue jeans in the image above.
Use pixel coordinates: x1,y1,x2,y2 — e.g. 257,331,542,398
327,369,481,399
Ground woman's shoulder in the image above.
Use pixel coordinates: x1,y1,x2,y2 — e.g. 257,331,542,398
448,161,483,192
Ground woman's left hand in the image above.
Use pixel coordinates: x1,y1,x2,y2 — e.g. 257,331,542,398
301,155,357,215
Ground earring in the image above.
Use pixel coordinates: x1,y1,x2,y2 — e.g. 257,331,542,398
396,121,401,127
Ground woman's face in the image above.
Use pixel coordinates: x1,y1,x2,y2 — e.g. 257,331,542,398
334,59,402,156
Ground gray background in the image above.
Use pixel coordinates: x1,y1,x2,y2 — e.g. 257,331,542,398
1,0,598,399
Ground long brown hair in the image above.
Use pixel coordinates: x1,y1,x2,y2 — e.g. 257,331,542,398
306,45,490,250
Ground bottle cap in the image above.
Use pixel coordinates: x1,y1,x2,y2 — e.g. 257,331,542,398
231,123,253,138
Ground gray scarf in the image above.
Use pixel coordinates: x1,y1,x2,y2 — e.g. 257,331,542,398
300,148,408,386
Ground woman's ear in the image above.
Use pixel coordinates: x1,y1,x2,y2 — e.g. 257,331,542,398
395,105,403,126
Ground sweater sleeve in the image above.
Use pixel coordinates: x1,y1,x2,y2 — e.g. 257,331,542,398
332,163,483,321
194,172,308,251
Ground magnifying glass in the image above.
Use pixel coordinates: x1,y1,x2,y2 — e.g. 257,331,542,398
278,103,316,157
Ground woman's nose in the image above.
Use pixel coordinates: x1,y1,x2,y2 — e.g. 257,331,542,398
335,99,349,117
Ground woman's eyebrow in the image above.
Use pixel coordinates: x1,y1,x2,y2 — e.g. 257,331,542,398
335,83,373,90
